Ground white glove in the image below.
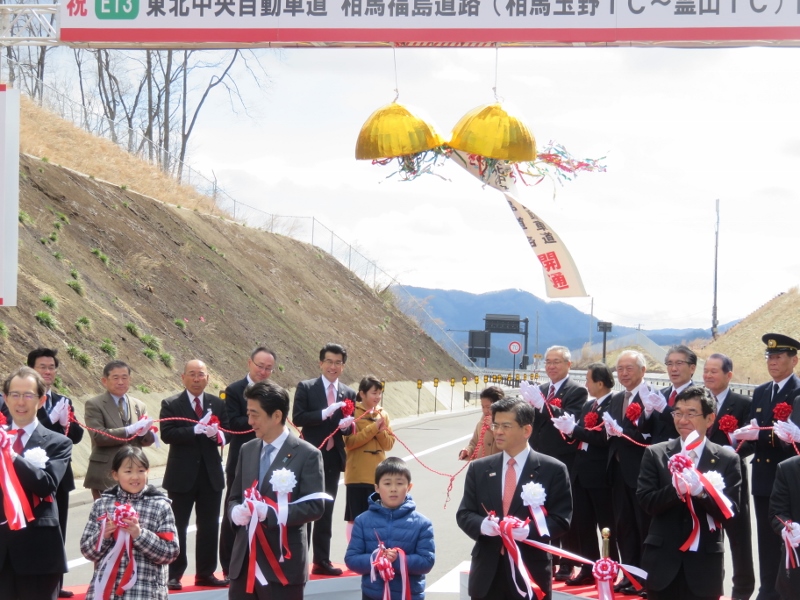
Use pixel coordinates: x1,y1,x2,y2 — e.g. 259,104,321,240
136,417,153,437
787,522,800,546
194,422,207,435
338,416,355,432
57,399,70,428
254,502,268,522
480,516,501,537
125,421,140,436
511,523,530,540
639,384,667,416
673,473,689,496
48,400,62,425
774,419,800,444
731,418,760,442
552,413,576,436
322,401,346,420
602,413,622,437
519,381,545,410
682,468,704,496
205,422,219,439
231,504,252,526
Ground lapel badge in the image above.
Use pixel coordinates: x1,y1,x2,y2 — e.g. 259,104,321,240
756,408,762,413
489,472,496,477
710,458,716,464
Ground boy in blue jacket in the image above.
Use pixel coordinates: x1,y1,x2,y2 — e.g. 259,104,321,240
345,457,435,600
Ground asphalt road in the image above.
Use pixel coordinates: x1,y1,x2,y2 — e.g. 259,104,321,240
63,408,753,599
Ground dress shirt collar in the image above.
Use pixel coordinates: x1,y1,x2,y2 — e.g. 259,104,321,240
680,435,707,464
594,392,612,406
774,375,793,392
549,377,567,394
11,418,40,447
673,381,693,395
321,376,339,392
714,388,729,412
263,427,289,454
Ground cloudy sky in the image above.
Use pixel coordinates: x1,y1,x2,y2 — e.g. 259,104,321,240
189,45,800,330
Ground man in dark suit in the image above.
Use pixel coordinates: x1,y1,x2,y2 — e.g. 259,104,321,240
160,359,229,590
734,333,800,600
292,343,357,576
525,345,587,581
228,380,325,600
457,397,572,600
703,352,755,600
219,346,276,579
637,385,741,600
640,345,698,445
553,362,618,585
605,350,652,596
25,348,84,599
768,454,800,600
0,367,72,600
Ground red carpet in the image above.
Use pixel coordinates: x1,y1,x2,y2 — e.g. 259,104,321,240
63,564,358,599
552,579,733,599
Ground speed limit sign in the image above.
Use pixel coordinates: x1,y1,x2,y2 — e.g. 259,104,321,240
508,341,522,355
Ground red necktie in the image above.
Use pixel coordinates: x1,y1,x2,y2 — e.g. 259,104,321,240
13,433,24,455
194,397,203,418
326,384,336,450
502,457,517,516
546,386,555,402
668,389,677,407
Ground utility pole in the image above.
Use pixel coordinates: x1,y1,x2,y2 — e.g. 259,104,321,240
712,199,720,340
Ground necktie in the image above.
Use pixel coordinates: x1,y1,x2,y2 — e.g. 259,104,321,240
689,449,698,467
259,444,275,488
546,386,555,402
326,384,336,450
668,389,677,407
623,390,632,414
46,393,52,412
194,397,203,418
772,382,780,402
118,396,129,426
13,432,24,454
502,457,517,516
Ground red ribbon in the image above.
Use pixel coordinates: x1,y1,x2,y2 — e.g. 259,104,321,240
0,423,35,530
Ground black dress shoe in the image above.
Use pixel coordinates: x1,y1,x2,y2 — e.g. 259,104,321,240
613,580,628,593
167,578,183,590
553,567,572,581
638,591,648,598
565,570,595,586
195,575,229,587
311,561,343,576
622,584,642,595
58,591,75,598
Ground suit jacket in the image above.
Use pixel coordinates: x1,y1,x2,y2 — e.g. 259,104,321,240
638,385,681,444
0,421,72,575
456,449,572,599
571,396,613,488
769,455,800,599
223,377,255,481
1,392,84,492
530,378,588,462
292,377,357,472
606,390,650,489
228,433,325,585
707,390,753,498
743,374,800,497
637,437,741,597
83,392,154,491
160,390,228,494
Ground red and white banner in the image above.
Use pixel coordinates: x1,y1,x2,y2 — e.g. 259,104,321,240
59,0,800,46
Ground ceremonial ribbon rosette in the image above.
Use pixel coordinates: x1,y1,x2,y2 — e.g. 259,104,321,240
92,503,139,600
583,411,599,430
520,482,549,537
370,539,411,600
625,402,642,426
773,402,793,423
341,399,355,418
592,558,619,600
0,414,35,530
198,409,226,446
242,484,283,593
779,519,800,570
497,516,545,600
338,399,357,433
716,415,738,445
548,398,562,409
22,447,48,469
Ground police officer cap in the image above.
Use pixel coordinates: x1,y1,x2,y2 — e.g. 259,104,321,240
762,333,800,355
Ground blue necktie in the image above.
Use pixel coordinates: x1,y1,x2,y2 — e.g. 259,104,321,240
259,444,275,487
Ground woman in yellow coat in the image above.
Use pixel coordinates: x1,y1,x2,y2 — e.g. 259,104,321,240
343,376,395,541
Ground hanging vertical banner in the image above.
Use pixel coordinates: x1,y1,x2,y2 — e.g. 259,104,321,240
452,150,587,298
0,85,20,307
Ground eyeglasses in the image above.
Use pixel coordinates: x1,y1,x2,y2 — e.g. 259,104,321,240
491,422,520,431
544,360,565,366
665,360,691,368
252,363,274,372
323,359,344,367
672,411,703,420
6,392,39,401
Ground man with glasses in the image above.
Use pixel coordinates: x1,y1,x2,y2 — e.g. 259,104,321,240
220,346,277,580
161,359,229,590
292,343,357,576
703,353,754,600
84,360,155,499
637,385,741,600
24,348,84,598
732,333,800,600
640,345,698,444
528,345,587,581
457,398,572,600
